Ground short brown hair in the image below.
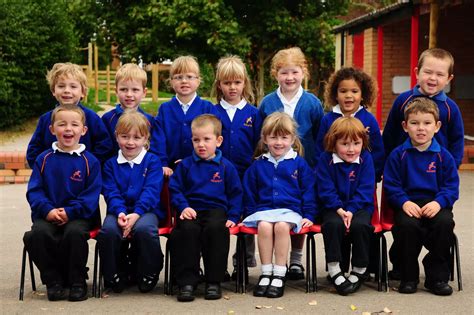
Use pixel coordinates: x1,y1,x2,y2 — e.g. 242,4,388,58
324,117,369,152
270,47,309,79
115,63,147,88
191,114,222,137
403,97,440,122
51,104,86,125
417,48,454,75
170,55,200,77
46,63,88,96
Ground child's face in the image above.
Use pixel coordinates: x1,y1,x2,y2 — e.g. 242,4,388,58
52,76,85,106
192,125,223,160
415,56,453,96
171,72,200,99
276,65,304,96
116,79,147,110
264,133,295,160
402,111,441,148
49,110,87,151
116,126,148,161
335,136,363,163
219,78,244,105
336,79,362,116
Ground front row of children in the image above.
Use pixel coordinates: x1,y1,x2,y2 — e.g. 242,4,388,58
24,95,459,302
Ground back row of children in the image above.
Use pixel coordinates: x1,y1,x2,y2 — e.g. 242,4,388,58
24,46,462,302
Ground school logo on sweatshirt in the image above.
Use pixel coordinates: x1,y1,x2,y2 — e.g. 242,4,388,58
348,170,356,181
211,172,223,183
426,161,437,173
243,117,253,127
70,170,83,182
143,168,148,177
291,170,298,179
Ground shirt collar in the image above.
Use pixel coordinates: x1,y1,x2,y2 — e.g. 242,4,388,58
192,149,222,164
333,104,363,116
332,153,360,164
276,86,303,105
412,85,447,102
220,98,246,110
52,142,86,156
115,104,146,114
117,147,147,167
176,93,197,106
263,148,297,165
401,137,441,153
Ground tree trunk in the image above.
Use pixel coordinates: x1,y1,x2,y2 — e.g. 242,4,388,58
257,48,265,105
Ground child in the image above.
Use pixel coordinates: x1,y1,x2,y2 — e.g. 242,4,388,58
242,112,316,298
150,56,219,176
316,67,384,181
102,63,154,153
316,117,375,296
98,111,164,294
23,105,101,301
212,55,262,279
382,48,464,279
169,114,242,302
258,47,323,280
27,62,112,167
383,98,459,296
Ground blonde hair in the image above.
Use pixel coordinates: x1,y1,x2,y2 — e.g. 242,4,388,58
404,97,440,122
115,111,151,149
324,117,369,152
417,48,454,75
115,63,147,88
191,114,222,137
46,63,88,96
170,55,200,77
211,56,255,104
254,112,303,158
270,47,309,79
51,104,86,125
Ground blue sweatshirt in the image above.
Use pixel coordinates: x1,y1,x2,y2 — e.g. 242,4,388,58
101,104,154,154
243,154,316,220
27,103,113,167
102,151,164,219
316,150,375,214
382,86,464,168
216,103,262,179
258,91,324,167
169,149,243,224
315,107,385,181
383,138,459,210
27,149,101,222
149,96,219,167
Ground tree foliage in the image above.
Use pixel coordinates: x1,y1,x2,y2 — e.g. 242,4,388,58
0,0,78,129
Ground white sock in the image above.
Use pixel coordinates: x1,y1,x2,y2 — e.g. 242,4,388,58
348,266,367,283
259,264,273,286
290,249,303,267
328,262,345,285
271,265,286,287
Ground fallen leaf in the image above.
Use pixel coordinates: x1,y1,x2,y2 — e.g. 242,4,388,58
255,305,262,309
308,300,318,306
383,307,392,313
263,305,272,309
228,311,235,314
350,304,357,311
276,306,284,310
40,308,48,311
223,295,230,300
35,292,45,296
362,312,371,315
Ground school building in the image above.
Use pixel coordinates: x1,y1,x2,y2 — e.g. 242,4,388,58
332,0,474,141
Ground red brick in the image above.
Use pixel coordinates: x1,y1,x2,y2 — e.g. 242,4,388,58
0,170,15,176
0,177,5,184
14,176,26,184
4,176,15,183
16,169,32,176
4,162,24,170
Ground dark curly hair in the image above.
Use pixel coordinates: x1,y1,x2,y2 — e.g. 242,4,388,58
324,67,378,111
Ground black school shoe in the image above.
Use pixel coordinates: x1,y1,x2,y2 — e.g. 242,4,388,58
104,273,126,293
138,274,158,293
177,285,195,302
204,283,222,300
328,272,354,296
253,274,271,297
266,275,286,298
349,270,371,293
46,283,66,301
68,282,88,301
424,281,453,296
287,263,304,280
398,281,418,294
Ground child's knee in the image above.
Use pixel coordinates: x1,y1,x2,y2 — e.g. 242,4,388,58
274,221,291,233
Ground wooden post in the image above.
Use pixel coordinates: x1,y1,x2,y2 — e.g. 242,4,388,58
429,0,439,48
87,42,93,79
304,77,308,91
94,43,99,105
106,65,111,105
152,63,158,103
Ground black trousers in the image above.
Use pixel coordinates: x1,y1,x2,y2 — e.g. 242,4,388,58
322,210,373,268
170,209,229,287
23,219,93,286
394,205,454,283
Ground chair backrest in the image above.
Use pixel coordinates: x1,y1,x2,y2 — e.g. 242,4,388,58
159,178,175,233
380,188,395,231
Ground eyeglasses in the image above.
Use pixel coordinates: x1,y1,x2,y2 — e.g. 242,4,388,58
172,75,199,82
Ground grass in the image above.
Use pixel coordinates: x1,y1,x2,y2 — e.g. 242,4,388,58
0,117,38,145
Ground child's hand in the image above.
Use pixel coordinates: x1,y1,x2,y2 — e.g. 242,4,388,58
123,213,140,238
420,201,441,218
162,167,173,177
225,220,236,228
56,208,68,226
342,211,353,229
46,208,61,223
117,212,127,229
180,207,197,220
301,218,313,228
402,201,421,218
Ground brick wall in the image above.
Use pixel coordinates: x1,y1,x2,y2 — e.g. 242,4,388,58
363,27,378,116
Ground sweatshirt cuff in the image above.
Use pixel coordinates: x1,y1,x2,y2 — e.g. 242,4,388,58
134,207,145,216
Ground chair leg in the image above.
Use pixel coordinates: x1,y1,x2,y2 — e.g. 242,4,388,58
235,234,244,294
453,233,462,291
381,234,389,292
305,234,310,293
240,235,247,293
28,252,36,292
92,243,99,298
164,238,169,295
19,246,27,301
377,234,382,292
309,233,317,292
